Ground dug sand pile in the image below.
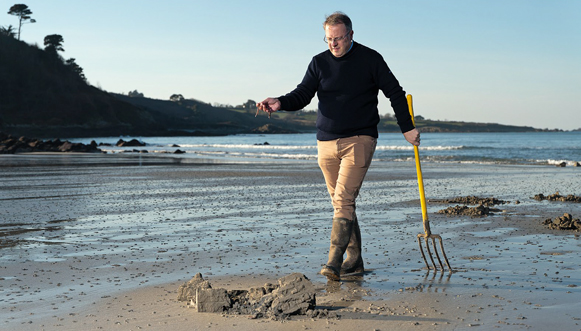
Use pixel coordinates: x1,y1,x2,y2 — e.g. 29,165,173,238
176,273,332,320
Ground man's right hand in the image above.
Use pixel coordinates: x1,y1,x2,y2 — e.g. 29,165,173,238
257,98,281,114
404,128,420,146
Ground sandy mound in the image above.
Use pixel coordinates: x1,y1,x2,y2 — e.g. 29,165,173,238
437,204,497,216
533,192,581,203
433,196,506,216
176,273,335,320
431,195,507,206
542,213,581,231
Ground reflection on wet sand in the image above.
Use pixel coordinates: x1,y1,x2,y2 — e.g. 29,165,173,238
0,219,75,248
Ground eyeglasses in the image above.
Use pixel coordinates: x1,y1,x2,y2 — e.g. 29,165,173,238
323,31,351,43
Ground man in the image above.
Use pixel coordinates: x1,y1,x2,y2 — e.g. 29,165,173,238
257,11,420,281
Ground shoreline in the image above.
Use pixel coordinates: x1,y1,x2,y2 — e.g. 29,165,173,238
6,131,581,167
1,153,580,330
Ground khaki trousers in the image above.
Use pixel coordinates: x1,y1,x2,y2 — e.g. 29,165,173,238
317,135,377,220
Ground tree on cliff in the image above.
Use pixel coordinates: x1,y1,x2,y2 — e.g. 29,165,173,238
170,94,184,102
8,4,35,40
128,90,144,98
0,25,17,38
44,34,65,55
244,99,257,113
65,58,86,81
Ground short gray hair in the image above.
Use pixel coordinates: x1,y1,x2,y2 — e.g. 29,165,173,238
323,11,352,31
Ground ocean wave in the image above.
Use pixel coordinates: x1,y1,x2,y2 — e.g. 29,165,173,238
545,159,581,166
242,152,317,160
73,132,581,167
164,143,465,152
375,145,464,151
96,148,581,166
96,145,580,167
168,143,317,150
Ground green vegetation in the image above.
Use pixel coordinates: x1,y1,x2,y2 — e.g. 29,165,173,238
7,3,34,40
44,34,64,54
0,33,166,137
0,24,17,38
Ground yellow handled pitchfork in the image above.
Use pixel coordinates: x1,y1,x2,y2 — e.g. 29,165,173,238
407,94,452,271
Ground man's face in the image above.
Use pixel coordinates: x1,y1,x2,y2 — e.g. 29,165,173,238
325,23,353,58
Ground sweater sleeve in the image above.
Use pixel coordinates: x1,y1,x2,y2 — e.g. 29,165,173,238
386,81,415,133
376,59,415,133
278,58,319,111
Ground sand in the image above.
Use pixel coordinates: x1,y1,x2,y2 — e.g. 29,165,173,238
1,153,580,330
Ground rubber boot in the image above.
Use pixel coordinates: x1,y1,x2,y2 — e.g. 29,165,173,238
320,217,353,281
340,218,364,274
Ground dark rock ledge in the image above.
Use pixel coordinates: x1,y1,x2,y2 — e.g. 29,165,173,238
0,132,102,154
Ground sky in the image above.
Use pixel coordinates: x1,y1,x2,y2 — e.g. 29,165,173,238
3,0,580,130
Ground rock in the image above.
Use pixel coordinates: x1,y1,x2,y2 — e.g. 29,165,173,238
0,132,101,154
575,162,580,167
174,149,185,154
116,138,145,147
58,141,75,152
557,162,566,167
59,141,96,152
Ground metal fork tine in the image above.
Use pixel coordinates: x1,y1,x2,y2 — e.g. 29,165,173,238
437,236,452,270
430,236,445,270
417,235,430,269
424,237,437,269
417,233,452,271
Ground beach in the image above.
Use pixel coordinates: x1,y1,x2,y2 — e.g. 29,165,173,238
1,153,580,330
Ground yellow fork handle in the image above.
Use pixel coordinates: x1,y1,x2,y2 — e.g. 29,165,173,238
407,95,430,232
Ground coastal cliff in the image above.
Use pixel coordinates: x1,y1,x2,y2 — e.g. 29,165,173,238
0,34,561,139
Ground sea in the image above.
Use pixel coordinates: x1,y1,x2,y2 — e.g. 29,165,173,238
71,131,581,166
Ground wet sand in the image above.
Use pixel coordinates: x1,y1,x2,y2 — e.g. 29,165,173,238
1,153,580,330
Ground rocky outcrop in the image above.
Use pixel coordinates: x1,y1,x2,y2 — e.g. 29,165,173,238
0,132,101,154
116,138,145,147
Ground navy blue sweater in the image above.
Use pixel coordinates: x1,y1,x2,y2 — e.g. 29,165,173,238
278,41,414,141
